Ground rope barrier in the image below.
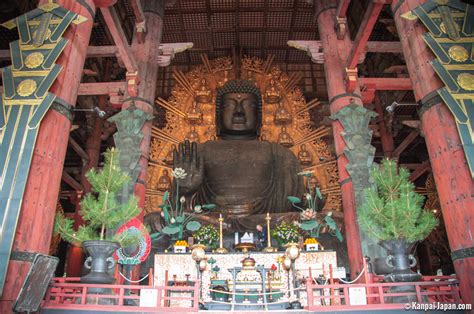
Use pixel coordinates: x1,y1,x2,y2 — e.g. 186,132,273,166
118,269,150,283
337,268,365,284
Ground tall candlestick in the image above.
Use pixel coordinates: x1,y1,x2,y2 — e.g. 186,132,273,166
263,212,277,252
216,213,228,253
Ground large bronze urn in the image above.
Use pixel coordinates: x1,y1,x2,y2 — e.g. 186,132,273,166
81,240,120,285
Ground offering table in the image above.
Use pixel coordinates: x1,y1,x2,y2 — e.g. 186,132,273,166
154,250,338,307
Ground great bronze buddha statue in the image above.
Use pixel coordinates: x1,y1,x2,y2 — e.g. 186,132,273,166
173,80,304,230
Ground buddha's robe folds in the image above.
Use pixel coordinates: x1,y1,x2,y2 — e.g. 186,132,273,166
192,140,304,229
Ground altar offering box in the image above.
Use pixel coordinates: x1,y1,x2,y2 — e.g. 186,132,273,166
174,245,187,253
306,243,319,251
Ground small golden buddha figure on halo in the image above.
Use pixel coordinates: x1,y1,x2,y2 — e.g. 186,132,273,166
195,78,212,104
265,79,281,104
157,169,172,191
164,144,176,166
186,102,203,124
298,144,312,166
277,126,293,147
185,126,200,142
274,102,292,125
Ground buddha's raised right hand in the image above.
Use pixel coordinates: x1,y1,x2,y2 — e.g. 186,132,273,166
172,140,204,193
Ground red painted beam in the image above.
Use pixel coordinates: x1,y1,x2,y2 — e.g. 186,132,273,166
366,41,403,54
347,0,387,69
392,129,419,158
100,7,138,74
360,77,413,90
86,45,117,58
62,171,83,192
78,81,126,95
129,0,145,23
336,0,351,18
374,94,394,157
409,160,431,182
68,137,89,162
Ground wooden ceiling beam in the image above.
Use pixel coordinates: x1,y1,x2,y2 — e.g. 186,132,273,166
62,171,83,192
392,129,419,158
336,0,351,18
78,81,126,96
359,77,412,90
0,41,402,63
68,137,90,163
409,160,431,182
347,0,387,69
100,7,138,74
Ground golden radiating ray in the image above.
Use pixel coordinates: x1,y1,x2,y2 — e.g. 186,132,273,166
295,98,321,115
155,98,186,118
293,126,331,146
303,159,337,171
284,72,303,92
263,55,275,74
148,160,173,170
200,54,212,73
172,70,195,96
151,127,181,144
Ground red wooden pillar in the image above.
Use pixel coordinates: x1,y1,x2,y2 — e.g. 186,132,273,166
129,0,164,212
374,93,394,158
392,0,474,305
0,0,96,310
316,0,364,279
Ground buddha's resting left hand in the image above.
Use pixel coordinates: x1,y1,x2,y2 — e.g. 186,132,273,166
173,140,204,193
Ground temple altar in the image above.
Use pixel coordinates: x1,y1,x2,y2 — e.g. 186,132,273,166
154,250,338,307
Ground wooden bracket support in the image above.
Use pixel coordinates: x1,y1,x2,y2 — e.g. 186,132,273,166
157,43,194,67
345,68,358,93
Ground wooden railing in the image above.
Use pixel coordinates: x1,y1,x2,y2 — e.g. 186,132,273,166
42,277,200,312
305,276,462,311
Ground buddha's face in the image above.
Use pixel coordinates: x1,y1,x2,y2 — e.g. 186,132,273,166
220,93,259,136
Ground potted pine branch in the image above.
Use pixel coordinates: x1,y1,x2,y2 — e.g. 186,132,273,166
359,159,438,301
54,148,141,284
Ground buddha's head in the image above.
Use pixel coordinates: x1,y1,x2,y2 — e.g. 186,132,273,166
216,80,262,139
